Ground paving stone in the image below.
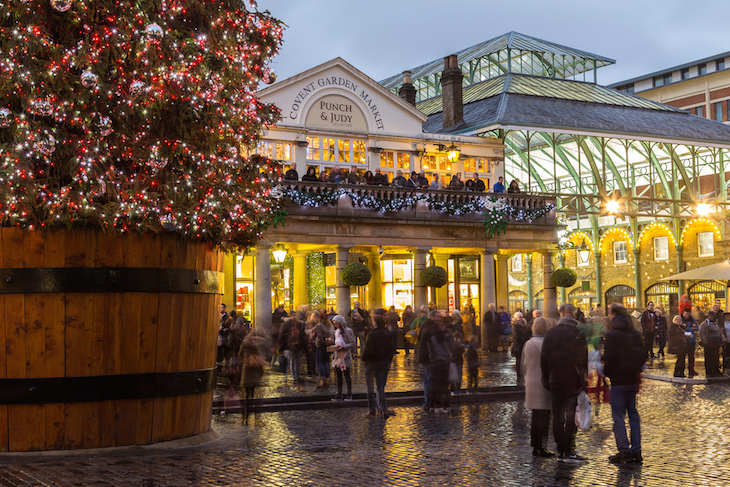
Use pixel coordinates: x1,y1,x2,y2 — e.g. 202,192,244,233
1,379,729,486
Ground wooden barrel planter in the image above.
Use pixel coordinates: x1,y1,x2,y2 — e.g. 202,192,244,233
0,228,223,451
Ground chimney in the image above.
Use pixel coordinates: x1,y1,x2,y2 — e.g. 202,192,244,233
441,54,463,129
398,70,417,107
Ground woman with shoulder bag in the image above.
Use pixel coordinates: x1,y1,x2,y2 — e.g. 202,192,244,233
330,315,356,401
699,311,726,377
668,315,688,377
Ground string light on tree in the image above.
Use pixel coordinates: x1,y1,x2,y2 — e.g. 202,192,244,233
0,0,285,249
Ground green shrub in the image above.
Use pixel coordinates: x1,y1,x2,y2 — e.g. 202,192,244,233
550,268,578,288
340,262,372,286
420,266,449,288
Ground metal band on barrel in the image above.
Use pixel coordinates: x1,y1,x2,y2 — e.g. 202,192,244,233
0,368,217,404
0,268,223,294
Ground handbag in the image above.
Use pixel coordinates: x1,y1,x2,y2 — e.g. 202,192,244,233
575,391,592,430
271,354,288,373
448,362,460,382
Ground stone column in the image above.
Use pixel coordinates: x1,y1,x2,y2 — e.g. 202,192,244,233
255,242,272,334
633,248,643,309
495,254,510,310
292,250,308,311
526,254,533,311
335,245,353,319
542,250,557,319
434,253,450,310
367,251,382,310
595,250,602,306
480,249,496,350
413,247,429,312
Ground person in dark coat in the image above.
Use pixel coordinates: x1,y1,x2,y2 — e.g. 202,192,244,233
640,302,658,360
483,303,500,352
362,314,395,417
604,304,645,464
428,322,452,412
540,303,588,463
239,327,270,424
283,162,299,181
301,166,318,182
511,312,532,382
418,310,442,412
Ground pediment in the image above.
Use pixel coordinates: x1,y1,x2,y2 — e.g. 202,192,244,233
259,58,427,136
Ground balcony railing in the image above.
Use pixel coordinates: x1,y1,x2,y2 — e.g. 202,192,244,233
276,181,557,224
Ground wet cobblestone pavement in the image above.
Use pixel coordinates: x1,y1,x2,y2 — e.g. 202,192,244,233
1,378,729,486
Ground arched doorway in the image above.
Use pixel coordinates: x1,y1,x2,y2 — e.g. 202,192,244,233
645,282,678,315
569,286,596,314
509,290,528,315
605,285,636,309
688,281,726,313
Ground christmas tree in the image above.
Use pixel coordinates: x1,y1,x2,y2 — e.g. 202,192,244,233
0,0,283,248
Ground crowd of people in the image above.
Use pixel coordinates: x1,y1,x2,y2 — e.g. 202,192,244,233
217,296,727,463
281,162,522,193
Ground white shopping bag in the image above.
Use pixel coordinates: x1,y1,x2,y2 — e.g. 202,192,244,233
575,391,592,430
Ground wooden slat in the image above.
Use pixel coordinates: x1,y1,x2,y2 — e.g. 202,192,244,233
0,232,6,452
82,291,102,449
44,291,66,450
64,229,86,268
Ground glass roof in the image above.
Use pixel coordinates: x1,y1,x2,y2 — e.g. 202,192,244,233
381,32,616,102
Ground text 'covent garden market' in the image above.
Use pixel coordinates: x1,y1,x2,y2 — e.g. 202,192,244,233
224,32,730,335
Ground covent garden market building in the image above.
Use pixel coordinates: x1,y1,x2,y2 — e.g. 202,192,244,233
224,32,730,339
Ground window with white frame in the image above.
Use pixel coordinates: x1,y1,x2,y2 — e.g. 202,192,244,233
614,241,628,264
698,232,714,257
305,136,366,164
256,141,291,160
511,255,522,272
654,236,669,261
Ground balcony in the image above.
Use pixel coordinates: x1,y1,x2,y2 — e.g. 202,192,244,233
277,181,557,225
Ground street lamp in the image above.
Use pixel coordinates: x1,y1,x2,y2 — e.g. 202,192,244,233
446,143,461,164
272,243,288,264
605,199,620,214
578,239,590,265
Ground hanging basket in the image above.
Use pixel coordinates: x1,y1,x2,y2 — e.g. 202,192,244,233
551,268,578,288
340,262,372,286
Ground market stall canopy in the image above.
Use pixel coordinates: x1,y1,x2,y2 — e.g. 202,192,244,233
659,261,730,281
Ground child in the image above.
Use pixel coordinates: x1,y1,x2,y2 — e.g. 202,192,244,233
449,331,465,395
466,335,480,393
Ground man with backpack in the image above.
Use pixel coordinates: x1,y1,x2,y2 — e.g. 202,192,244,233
604,303,645,464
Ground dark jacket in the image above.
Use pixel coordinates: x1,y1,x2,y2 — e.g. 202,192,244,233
418,319,439,364
640,309,657,334
361,327,394,365
428,329,451,366
392,175,407,187
283,169,299,181
540,317,588,389
603,313,644,385
483,309,500,333
466,346,479,371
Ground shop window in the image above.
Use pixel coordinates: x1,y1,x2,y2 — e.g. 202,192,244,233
380,151,394,168
614,241,628,264
381,258,414,311
653,236,669,261
396,152,410,169
306,136,320,160
698,232,714,257
511,254,522,272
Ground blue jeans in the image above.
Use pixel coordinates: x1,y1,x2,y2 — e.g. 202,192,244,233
610,384,641,453
365,363,390,412
423,364,435,409
315,346,330,379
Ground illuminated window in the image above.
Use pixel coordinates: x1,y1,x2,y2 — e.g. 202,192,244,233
257,141,274,158
337,139,350,163
464,158,487,173
614,241,628,264
380,151,394,168
322,138,335,162
422,155,435,170
396,152,410,169
306,136,320,160
307,137,322,161
511,255,522,272
654,236,669,261
698,232,714,257
275,142,291,161
353,140,366,164
464,158,476,173
438,155,449,171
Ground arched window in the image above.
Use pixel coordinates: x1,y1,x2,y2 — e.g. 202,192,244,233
509,290,528,315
